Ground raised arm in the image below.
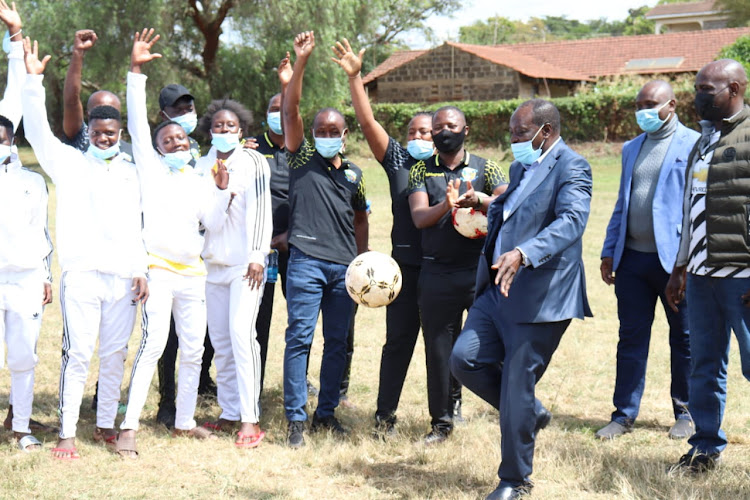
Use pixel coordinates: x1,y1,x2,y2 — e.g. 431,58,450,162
21,37,79,184
332,38,389,162
126,28,162,169
62,30,97,140
283,31,315,153
0,1,23,129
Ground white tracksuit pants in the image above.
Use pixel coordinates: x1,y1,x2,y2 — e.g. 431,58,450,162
121,268,206,431
58,270,137,439
0,270,44,434
206,264,264,423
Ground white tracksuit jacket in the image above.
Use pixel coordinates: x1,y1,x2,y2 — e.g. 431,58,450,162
196,146,272,270
22,74,147,278
126,71,229,272
0,160,51,280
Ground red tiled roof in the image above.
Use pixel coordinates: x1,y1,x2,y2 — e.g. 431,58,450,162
509,27,750,77
363,27,750,84
447,42,593,81
362,49,426,84
646,1,722,18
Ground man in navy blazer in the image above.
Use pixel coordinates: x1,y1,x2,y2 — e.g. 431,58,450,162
450,99,592,500
598,81,699,441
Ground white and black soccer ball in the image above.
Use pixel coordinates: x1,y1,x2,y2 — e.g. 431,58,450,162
452,207,488,239
345,251,402,308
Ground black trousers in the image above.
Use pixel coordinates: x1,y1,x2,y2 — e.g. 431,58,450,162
158,316,214,409
418,266,475,431
375,264,421,422
255,248,289,393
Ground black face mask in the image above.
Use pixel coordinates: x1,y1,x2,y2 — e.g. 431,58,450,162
432,129,466,154
694,86,728,121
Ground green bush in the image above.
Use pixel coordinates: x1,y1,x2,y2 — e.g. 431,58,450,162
339,89,702,148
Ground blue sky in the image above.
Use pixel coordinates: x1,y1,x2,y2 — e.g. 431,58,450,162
405,0,660,47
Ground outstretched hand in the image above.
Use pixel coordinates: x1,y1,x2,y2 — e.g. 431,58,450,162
0,1,22,35
212,159,229,190
130,28,161,72
278,51,292,86
293,31,315,59
331,38,365,77
73,29,97,53
22,37,50,75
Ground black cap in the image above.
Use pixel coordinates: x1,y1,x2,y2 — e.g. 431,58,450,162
158,84,194,110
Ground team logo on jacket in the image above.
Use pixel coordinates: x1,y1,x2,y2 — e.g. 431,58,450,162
344,170,358,184
461,167,478,183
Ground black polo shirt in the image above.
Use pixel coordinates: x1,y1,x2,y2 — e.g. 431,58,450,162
381,137,422,267
254,131,290,237
408,151,506,271
286,139,367,265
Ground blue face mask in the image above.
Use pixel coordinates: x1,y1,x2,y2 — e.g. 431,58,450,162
87,142,120,161
635,100,670,133
267,112,282,135
510,125,545,166
407,139,434,160
211,132,241,153
314,135,343,159
165,111,197,135
2,31,10,54
160,149,193,172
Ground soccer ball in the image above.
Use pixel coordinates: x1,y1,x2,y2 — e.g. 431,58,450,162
345,251,402,308
452,207,488,239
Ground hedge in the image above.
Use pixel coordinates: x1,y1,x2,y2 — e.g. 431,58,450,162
337,89,702,147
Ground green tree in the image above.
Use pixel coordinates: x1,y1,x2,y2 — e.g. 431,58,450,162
718,35,750,76
716,0,750,27
458,16,516,45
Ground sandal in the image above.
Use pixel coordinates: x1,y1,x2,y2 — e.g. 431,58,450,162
51,446,80,460
17,434,42,453
93,427,117,446
173,426,216,440
235,430,265,449
202,420,237,434
114,432,138,459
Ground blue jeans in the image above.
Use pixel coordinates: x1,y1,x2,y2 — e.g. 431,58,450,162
283,247,354,422
612,249,691,425
686,273,750,455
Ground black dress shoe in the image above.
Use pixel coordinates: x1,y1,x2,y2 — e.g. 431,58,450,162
485,481,533,500
535,407,552,434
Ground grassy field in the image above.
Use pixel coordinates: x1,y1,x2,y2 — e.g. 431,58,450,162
1,142,750,499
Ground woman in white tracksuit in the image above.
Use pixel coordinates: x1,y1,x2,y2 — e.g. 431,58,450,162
196,99,272,447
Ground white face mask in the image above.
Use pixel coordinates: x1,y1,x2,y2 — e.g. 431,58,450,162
0,144,11,163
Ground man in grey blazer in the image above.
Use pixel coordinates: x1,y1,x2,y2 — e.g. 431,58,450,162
450,99,592,500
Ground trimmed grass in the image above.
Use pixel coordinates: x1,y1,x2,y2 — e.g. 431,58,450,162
1,142,749,499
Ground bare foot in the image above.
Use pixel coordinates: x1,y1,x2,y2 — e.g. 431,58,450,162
235,422,265,448
51,437,79,459
173,426,217,440
93,427,117,446
203,418,238,433
15,432,41,452
115,429,138,459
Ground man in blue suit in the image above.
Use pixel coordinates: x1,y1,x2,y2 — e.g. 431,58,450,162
450,99,592,500
598,81,698,441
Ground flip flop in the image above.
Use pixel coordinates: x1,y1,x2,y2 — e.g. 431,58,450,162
93,427,117,446
51,447,80,460
115,432,138,460
235,430,265,449
17,434,41,453
202,420,237,433
173,426,216,440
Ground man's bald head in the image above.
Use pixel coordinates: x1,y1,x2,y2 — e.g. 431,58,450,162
695,58,748,123
638,80,675,102
87,91,121,115
635,80,676,127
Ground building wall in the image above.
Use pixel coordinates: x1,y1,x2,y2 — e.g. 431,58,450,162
372,44,520,103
